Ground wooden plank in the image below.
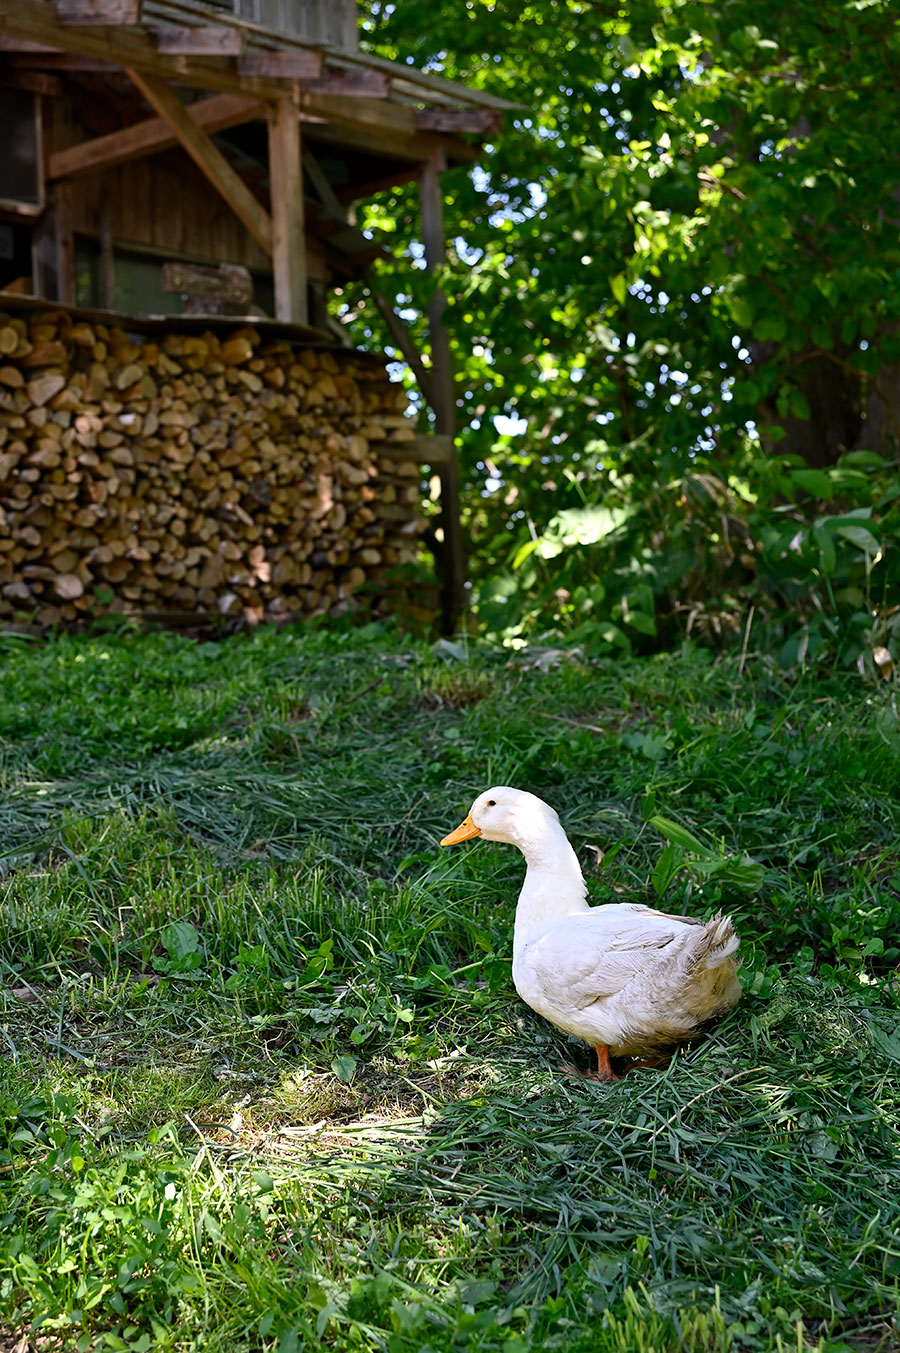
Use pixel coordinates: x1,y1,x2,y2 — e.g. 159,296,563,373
302,69,389,98
0,69,63,95
99,216,115,308
416,108,501,135
418,148,465,630
0,35,60,51
48,92,264,180
153,27,245,57
125,69,274,254
162,260,252,308
379,434,453,465
267,92,307,323
238,49,322,80
55,0,139,21
54,182,76,303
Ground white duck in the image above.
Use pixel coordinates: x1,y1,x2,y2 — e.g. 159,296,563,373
441,786,741,1080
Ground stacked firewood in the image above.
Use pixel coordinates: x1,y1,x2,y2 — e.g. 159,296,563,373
0,309,426,626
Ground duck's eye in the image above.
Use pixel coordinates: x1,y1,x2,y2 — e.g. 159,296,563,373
487,799,496,807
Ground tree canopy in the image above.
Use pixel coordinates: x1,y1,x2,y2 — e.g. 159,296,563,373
350,0,900,662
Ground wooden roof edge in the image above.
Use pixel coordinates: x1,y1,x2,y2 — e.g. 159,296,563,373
0,293,338,345
140,0,522,111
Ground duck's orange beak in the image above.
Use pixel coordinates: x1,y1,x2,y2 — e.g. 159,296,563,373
440,812,482,847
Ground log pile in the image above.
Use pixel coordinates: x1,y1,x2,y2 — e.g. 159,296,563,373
0,308,426,626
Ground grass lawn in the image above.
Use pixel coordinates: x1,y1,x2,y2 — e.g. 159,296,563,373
1,622,899,1353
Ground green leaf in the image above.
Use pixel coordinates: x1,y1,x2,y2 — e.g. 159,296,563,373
833,523,880,552
511,539,539,571
709,861,765,891
813,524,837,575
331,1055,358,1083
727,295,754,329
790,469,833,498
625,610,657,637
871,1024,900,1063
652,842,685,898
162,921,201,960
648,815,716,859
610,273,627,305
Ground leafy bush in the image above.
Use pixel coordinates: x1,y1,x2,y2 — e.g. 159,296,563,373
469,449,900,670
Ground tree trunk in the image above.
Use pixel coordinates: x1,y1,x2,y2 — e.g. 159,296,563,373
861,364,900,456
755,347,862,467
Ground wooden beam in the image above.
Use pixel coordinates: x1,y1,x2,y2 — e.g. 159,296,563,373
268,92,307,323
302,147,345,218
301,93,417,140
125,69,273,254
153,27,245,58
373,293,435,410
55,0,139,22
48,92,264,180
4,52,118,71
418,149,465,630
335,165,422,204
238,50,322,80
304,117,478,168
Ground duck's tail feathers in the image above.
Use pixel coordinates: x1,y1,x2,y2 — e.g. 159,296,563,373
697,912,742,970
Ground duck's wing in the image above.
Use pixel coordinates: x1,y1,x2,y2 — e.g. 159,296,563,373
526,904,694,1005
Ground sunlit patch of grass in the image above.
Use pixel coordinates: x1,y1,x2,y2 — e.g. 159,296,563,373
1,626,899,1351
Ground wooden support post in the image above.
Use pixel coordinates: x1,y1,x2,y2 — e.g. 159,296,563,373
268,88,308,325
55,181,75,304
418,148,466,632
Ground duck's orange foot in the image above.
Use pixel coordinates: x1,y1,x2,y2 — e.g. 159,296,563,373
561,1046,674,1082
593,1044,620,1081
560,1044,621,1082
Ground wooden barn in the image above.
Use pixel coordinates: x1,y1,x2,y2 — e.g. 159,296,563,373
0,0,512,627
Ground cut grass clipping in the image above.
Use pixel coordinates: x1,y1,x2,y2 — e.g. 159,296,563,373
1,624,899,1352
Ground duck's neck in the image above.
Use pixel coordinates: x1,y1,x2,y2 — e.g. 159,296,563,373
512,823,589,947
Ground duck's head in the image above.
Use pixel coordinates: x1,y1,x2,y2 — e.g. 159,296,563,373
440,786,560,851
